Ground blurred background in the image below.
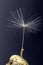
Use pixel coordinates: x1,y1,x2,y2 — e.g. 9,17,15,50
0,0,43,65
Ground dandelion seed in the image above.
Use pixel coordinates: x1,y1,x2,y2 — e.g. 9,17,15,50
8,8,41,57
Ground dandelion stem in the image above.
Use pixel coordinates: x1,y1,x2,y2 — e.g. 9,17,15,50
20,27,25,57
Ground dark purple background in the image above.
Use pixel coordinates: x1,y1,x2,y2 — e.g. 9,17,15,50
0,0,43,65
